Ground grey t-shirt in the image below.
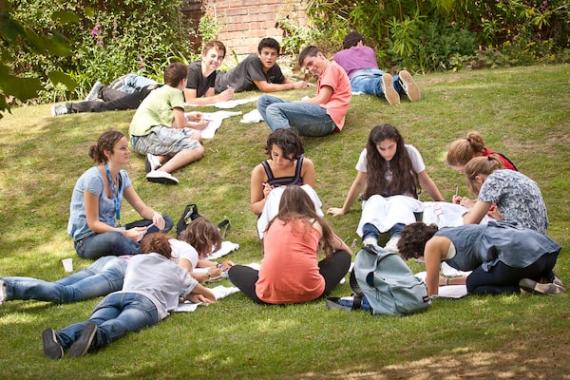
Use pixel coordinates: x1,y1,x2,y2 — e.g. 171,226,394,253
479,169,548,234
121,253,198,320
67,166,132,241
214,54,285,93
186,60,216,98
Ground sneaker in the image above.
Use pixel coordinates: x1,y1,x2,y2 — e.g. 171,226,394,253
553,274,566,291
145,153,162,173
519,278,565,295
398,70,421,102
51,103,70,117
84,81,104,101
381,73,400,105
326,297,354,311
42,328,64,360
146,170,179,185
0,279,5,305
68,322,97,358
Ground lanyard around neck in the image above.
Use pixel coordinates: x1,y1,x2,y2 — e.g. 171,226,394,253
104,164,121,225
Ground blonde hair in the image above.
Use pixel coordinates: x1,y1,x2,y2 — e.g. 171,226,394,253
446,131,485,167
463,156,503,194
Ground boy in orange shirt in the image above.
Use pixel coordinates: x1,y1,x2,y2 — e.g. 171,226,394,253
257,46,352,137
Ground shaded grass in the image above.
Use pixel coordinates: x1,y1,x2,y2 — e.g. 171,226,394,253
0,64,569,378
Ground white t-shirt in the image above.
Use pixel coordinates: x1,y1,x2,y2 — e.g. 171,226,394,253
355,145,426,178
169,239,199,269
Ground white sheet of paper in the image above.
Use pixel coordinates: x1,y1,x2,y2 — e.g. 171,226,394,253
240,108,263,123
415,271,469,299
175,285,240,313
186,111,241,139
207,241,240,260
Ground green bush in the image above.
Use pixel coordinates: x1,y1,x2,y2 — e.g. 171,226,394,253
8,0,190,102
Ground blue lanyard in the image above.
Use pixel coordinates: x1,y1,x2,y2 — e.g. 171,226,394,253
104,164,122,226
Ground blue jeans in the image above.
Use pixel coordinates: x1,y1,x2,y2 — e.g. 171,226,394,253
74,216,173,260
257,95,336,137
350,69,405,96
111,74,156,94
362,222,405,241
57,292,160,350
3,256,126,304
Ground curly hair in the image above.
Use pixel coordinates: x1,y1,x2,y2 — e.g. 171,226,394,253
179,217,222,257
264,128,304,161
397,222,439,260
364,124,419,200
88,129,125,164
140,232,172,259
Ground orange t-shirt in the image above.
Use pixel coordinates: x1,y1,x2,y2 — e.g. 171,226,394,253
317,61,352,131
255,218,325,304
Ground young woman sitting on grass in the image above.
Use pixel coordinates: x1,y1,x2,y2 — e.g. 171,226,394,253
397,222,564,297
446,131,518,173
0,217,224,306
68,130,172,260
41,233,216,360
328,124,444,250
455,156,548,234
250,128,316,215
229,185,352,305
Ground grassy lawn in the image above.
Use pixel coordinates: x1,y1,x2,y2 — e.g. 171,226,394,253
1,64,569,379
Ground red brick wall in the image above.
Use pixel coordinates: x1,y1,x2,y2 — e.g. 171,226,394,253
205,0,307,56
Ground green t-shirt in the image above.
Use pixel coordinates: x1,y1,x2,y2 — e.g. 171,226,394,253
129,85,185,137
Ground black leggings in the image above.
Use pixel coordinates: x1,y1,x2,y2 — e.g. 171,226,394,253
69,87,152,114
466,253,557,295
228,250,352,304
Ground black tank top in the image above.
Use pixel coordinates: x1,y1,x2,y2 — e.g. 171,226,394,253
261,156,304,187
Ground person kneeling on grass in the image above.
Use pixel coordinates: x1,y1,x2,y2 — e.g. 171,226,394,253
41,233,215,360
129,62,209,185
228,185,352,305
397,222,565,297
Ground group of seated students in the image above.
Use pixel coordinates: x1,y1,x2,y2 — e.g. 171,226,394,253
3,32,563,360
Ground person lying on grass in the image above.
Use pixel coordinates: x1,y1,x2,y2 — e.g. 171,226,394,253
454,156,548,234
397,222,565,297
68,130,172,261
250,128,316,215
41,233,215,360
229,185,352,305
129,62,208,185
328,124,443,251
0,217,226,305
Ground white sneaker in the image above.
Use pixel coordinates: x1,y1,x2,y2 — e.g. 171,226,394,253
385,235,400,252
145,154,162,173
146,170,179,185
0,279,6,305
398,70,421,102
381,73,400,105
51,104,70,117
84,81,104,101
362,236,378,246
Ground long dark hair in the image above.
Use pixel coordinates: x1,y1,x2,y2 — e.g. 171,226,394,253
364,124,419,199
266,186,336,256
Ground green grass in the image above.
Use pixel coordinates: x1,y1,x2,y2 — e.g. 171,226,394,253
1,64,569,379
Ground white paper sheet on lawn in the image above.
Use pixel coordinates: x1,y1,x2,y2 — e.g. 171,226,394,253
240,108,263,123
186,111,241,139
415,271,469,299
175,285,240,312
213,97,259,109
206,241,240,261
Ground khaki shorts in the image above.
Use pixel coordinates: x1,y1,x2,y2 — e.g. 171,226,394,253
131,126,201,156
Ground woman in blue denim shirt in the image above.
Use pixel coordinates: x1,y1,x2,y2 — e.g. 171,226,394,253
68,130,172,260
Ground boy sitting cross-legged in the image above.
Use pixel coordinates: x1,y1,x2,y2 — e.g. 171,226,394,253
129,63,207,185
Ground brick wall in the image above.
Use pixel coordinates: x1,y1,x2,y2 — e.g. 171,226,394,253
205,0,307,57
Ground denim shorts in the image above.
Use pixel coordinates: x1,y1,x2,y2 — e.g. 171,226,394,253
131,126,201,156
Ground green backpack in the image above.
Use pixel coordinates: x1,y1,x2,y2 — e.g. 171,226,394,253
351,245,431,316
